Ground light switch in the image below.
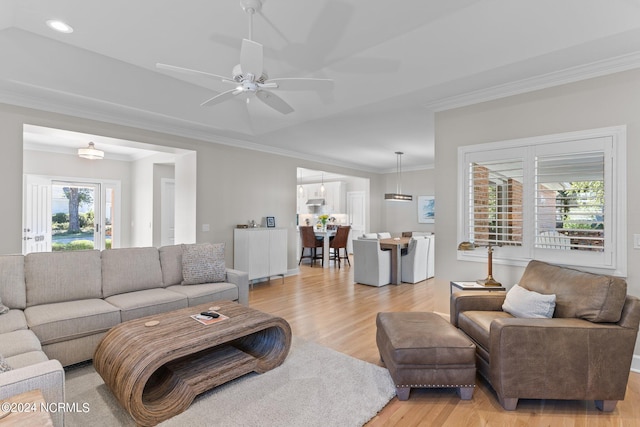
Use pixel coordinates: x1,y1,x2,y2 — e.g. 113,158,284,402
202,224,210,232
634,234,640,249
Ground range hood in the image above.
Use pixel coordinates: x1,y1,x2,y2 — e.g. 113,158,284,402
306,198,325,206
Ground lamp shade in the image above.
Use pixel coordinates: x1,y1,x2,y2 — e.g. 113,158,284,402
78,142,104,160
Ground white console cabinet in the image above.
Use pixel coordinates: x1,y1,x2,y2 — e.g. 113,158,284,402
234,228,287,283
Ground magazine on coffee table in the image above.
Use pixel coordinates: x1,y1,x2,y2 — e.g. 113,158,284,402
190,312,229,325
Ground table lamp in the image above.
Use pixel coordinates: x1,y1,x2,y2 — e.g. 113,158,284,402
457,241,502,287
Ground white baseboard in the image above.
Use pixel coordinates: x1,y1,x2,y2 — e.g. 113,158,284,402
631,354,640,373
287,268,300,276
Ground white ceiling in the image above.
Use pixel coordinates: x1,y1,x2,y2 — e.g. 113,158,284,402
3,0,640,172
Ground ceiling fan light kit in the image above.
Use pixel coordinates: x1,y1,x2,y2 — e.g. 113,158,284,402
156,0,333,114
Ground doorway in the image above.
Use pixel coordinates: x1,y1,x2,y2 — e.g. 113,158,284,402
23,175,120,254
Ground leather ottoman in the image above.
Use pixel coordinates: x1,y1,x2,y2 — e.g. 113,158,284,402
376,311,476,400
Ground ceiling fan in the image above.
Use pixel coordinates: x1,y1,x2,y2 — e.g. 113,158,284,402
156,0,334,114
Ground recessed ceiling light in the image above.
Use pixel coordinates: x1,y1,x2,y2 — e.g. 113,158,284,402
46,19,73,34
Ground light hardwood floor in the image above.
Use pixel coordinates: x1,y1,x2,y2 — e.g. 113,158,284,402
249,260,640,427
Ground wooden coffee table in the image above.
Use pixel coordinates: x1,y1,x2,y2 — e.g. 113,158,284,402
93,300,291,426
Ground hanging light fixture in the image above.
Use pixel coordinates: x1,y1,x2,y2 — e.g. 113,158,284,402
320,173,325,194
298,169,304,195
385,151,412,201
78,142,104,160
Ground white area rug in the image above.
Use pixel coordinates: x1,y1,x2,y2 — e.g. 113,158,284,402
64,338,395,427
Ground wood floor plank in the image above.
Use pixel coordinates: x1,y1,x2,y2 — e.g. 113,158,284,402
249,261,640,427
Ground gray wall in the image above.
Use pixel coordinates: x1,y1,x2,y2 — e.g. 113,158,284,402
0,103,389,271
434,68,640,365
381,168,435,236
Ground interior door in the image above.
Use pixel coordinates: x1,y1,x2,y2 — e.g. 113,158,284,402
161,179,176,246
347,191,366,253
23,175,52,254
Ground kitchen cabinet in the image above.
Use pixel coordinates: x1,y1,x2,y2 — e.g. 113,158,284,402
297,181,345,213
234,228,287,283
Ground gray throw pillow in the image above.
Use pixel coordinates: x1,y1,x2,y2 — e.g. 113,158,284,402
0,296,8,315
181,243,226,285
502,284,556,318
0,355,12,372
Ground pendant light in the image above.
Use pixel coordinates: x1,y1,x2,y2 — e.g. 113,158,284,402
320,173,325,194
78,142,104,160
298,169,304,195
385,151,412,201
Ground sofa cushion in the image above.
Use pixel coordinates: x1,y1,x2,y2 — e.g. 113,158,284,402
0,330,42,358
181,243,226,285
0,355,11,372
0,255,26,309
101,247,164,297
25,250,102,306
458,310,513,351
502,284,556,318
105,288,187,322
167,282,238,306
0,310,28,334
5,351,49,370
159,244,184,286
519,260,627,322
24,299,121,346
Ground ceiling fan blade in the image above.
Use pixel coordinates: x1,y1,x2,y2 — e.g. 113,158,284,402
255,90,294,114
240,38,263,77
156,63,234,83
201,88,242,107
267,78,334,91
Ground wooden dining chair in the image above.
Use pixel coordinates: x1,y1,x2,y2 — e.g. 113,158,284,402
329,226,351,268
299,226,323,267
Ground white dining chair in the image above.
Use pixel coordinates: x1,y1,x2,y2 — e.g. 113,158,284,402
353,239,391,287
401,236,430,283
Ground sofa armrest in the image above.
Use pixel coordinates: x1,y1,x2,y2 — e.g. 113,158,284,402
450,291,507,327
225,268,249,306
0,360,65,427
489,317,637,401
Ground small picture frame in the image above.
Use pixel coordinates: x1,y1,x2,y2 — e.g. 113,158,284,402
266,216,276,228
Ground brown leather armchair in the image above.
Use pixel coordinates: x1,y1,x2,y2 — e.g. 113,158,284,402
451,260,640,411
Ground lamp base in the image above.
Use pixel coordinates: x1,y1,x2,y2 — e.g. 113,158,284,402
477,277,502,287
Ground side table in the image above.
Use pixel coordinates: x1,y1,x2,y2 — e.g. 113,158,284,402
450,281,506,295
0,389,54,427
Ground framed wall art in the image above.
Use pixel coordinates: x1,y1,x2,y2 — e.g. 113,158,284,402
418,196,435,223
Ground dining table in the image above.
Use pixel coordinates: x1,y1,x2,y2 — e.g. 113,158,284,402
378,237,411,284
314,229,336,267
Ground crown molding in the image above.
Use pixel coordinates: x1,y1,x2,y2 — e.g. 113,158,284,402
424,51,640,112
0,78,382,173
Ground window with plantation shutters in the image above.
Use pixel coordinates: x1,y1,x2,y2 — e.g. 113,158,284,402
535,151,604,253
458,127,626,276
468,159,523,247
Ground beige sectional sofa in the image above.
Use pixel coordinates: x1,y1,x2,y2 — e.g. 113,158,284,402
0,243,249,427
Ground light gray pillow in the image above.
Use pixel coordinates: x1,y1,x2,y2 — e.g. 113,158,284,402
0,296,8,315
181,243,226,285
502,284,556,318
0,355,12,372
